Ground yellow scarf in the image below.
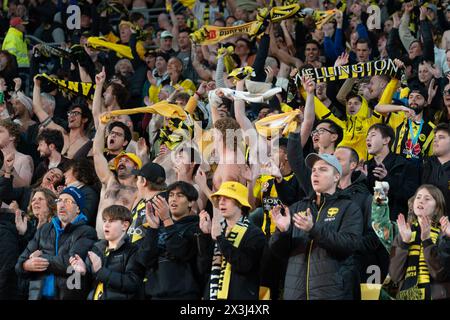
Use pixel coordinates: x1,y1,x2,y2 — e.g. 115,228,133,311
254,109,300,138
99,101,188,124
87,37,133,59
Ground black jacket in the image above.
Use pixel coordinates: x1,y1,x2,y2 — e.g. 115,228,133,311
366,152,420,221
339,172,389,283
86,236,143,300
438,236,450,275
0,212,20,300
198,220,265,300
269,192,363,300
15,216,97,300
136,215,204,299
79,185,100,227
421,156,450,213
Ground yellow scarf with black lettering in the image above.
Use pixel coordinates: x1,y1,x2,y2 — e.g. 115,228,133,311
36,74,96,100
210,216,249,300
396,223,440,300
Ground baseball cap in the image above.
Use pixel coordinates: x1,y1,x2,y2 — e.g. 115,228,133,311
60,186,85,210
113,152,143,171
10,17,28,27
131,162,166,185
305,153,342,176
161,30,173,38
211,181,251,208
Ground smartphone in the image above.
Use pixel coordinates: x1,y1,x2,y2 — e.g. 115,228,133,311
0,91,4,105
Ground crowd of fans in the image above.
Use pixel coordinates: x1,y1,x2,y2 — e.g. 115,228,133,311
0,0,449,301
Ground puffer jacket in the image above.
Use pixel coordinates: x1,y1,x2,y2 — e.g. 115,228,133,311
137,215,205,299
15,214,97,300
269,192,363,300
339,172,389,283
0,211,20,300
86,236,143,300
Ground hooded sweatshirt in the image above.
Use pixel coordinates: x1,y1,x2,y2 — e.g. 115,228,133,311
302,78,399,160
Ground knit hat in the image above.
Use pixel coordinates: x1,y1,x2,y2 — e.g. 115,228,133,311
15,91,34,117
60,186,85,210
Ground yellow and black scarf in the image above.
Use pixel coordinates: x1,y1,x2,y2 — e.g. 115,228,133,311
210,216,250,300
36,74,96,100
396,223,440,300
299,59,400,83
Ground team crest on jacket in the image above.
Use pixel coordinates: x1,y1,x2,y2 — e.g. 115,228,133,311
325,207,339,222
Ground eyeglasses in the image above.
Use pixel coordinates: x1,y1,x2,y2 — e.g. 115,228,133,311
311,128,335,137
55,198,76,206
67,111,82,117
109,130,124,138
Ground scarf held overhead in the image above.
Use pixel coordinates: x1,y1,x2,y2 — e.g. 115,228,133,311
218,87,282,103
36,74,96,100
190,5,337,44
299,59,399,83
99,101,188,124
87,37,133,59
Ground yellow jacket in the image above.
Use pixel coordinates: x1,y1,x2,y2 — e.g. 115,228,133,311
2,27,29,68
301,78,399,160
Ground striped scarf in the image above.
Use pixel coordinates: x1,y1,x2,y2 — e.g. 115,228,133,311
396,223,440,300
209,216,250,300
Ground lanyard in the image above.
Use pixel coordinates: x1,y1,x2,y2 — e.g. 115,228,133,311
408,118,423,146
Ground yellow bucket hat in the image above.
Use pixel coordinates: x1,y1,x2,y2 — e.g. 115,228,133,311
113,152,143,170
211,181,251,208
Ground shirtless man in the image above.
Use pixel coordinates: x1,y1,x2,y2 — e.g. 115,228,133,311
33,77,91,159
93,117,141,239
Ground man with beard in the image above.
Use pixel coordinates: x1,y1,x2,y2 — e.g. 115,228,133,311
32,128,71,184
11,91,35,133
32,77,92,160
93,118,141,239
375,85,436,163
103,121,131,163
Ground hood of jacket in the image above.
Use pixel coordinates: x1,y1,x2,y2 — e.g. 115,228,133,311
346,95,370,121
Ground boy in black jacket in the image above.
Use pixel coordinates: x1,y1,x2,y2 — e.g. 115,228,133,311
70,205,143,300
136,181,204,299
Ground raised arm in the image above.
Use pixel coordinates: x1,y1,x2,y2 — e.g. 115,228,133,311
32,77,65,133
299,75,315,147
233,80,253,133
398,2,416,52
92,118,114,185
92,67,106,130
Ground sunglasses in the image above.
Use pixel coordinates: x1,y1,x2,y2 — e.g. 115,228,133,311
443,89,450,96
